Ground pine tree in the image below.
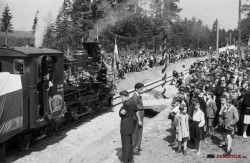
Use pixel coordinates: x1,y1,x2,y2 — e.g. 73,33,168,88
71,0,95,43
43,13,56,49
54,0,73,51
209,20,218,49
0,5,14,46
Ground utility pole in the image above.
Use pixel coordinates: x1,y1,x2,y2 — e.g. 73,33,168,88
238,0,242,67
198,37,200,49
96,25,99,42
216,19,219,61
229,33,232,45
153,36,155,52
89,0,92,12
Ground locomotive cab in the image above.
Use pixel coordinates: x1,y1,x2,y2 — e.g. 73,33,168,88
0,47,64,130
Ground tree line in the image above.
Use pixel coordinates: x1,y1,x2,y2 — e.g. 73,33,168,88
0,0,250,53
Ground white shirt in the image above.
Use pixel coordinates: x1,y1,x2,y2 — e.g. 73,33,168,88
171,104,180,114
221,83,227,87
133,91,141,99
192,109,205,127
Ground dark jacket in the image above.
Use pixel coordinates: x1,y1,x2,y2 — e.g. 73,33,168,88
120,98,139,135
131,93,144,110
131,92,144,122
242,91,250,115
221,105,239,130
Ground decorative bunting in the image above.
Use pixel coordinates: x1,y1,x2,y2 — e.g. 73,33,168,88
107,30,160,41
162,73,167,81
162,80,167,87
164,62,168,69
162,87,166,95
162,48,167,55
162,94,167,99
161,63,168,73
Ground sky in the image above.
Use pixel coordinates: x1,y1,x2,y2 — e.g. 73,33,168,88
178,0,241,30
0,0,247,31
0,0,64,31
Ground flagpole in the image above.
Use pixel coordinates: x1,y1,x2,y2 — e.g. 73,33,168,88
238,0,242,68
97,25,99,41
216,19,219,61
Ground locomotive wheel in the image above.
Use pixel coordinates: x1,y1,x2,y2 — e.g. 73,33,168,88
17,134,31,150
71,109,78,121
68,105,79,121
0,143,6,159
107,97,113,107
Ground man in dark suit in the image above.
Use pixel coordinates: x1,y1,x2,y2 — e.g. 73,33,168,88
119,90,142,163
131,83,144,155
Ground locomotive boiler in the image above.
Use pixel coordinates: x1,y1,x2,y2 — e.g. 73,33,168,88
0,43,114,158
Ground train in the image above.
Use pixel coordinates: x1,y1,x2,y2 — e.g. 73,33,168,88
0,43,114,158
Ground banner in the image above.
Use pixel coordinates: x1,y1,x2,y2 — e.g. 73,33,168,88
0,72,23,144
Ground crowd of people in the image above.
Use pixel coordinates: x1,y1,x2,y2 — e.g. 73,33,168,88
118,48,250,162
103,49,208,80
116,49,210,163
169,50,250,156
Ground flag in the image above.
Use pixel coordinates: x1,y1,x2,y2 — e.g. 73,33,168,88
113,37,121,71
226,43,229,55
67,44,70,57
241,46,245,60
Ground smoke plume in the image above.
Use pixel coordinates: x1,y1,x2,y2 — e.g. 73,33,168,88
88,0,147,41
34,0,63,47
34,11,53,47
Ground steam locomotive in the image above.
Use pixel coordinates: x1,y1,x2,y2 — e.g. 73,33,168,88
0,43,114,158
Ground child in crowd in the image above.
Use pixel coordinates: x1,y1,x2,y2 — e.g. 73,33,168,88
170,98,182,117
206,91,217,139
189,100,205,155
169,98,182,147
219,96,239,154
175,104,189,156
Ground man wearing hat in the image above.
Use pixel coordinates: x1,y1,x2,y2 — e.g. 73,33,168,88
37,72,53,117
132,83,144,155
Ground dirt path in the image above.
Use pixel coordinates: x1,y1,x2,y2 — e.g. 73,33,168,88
4,57,214,163
128,104,250,163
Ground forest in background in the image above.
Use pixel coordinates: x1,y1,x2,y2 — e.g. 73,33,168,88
0,0,250,53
